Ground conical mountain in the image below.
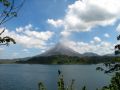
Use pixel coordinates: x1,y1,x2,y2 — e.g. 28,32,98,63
40,42,81,57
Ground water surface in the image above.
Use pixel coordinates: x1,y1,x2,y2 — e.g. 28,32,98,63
0,64,111,90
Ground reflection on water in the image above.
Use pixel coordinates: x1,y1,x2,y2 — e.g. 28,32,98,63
0,64,111,90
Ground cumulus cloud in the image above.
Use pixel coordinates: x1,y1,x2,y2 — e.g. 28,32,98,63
60,31,71,38
93,36,101,43
104,33,110,38
0,24,54,48
47,19,63,27
48,0,120,37
63,40,114,55
60,34,114,55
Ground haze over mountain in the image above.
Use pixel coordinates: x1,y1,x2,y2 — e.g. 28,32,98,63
39,42,99,57
15,43,117,64
82,52,99,56
40,42,81,57
16,43,115,64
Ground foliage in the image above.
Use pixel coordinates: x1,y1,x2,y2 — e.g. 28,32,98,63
96,34,120,90
82,86,86,90
38,82,46,90
102,72,120,90
38,71,87,90
38,70,120,90
0,0,25,46
0,0,25,25
57,74,65,90
96,34,120,73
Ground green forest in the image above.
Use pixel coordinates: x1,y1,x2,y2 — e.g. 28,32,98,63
17,55,120,64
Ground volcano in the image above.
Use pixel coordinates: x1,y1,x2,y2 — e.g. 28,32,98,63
40,42,81,57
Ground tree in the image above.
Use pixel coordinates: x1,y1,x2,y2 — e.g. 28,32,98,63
0,0,25,46
96,34,120,90
102,72,120,90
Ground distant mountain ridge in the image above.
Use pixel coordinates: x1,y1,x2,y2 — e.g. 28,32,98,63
39,43,100,57
82,52,99,56
0,43,119,64
15,43,119,64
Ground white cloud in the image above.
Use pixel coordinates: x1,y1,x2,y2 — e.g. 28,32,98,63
48,0,120,37
47,19,63,27
104,33,110,38
24,30,53,41
93,36,101,43
116,24,120,32
63,40,114,55
46,0,117,55
0,24,54,49
16,27,24,32
60,31,71,37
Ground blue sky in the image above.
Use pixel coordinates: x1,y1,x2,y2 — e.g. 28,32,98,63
0,0,120,59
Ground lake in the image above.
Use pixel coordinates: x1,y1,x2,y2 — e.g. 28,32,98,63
0,64,111,90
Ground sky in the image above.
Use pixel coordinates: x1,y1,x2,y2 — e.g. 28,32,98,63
0,0,120,59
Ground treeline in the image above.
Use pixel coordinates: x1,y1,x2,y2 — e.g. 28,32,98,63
16,55,120,64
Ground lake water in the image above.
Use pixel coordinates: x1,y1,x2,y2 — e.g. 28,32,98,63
0,64,111,90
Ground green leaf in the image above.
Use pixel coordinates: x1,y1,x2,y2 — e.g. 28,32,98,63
3,0,10,7
11,12,17,17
